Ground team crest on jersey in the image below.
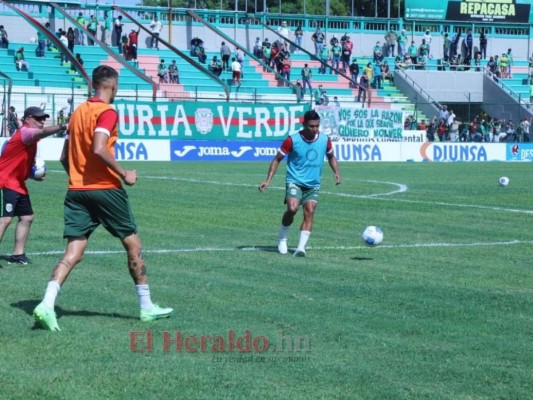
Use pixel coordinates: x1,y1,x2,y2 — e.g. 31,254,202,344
194,108,214,135
5,203,13,213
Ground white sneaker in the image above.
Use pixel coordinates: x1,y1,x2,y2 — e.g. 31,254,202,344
293,249,306,257
278,239,288,255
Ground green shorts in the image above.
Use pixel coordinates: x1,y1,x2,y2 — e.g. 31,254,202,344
285,183,319,204
64,188,137,239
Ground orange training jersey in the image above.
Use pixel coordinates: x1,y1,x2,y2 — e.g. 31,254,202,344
67,98,121,190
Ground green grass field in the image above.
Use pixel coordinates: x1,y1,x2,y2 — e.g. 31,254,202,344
0,161,531,400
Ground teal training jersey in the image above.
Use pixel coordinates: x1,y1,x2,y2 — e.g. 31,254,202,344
281,132,332,189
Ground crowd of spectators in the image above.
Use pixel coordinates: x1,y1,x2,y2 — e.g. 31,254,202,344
2,13,532,112
411,105,532,143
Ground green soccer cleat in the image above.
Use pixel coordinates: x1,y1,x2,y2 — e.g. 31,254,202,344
140,304,173,322
33,302,60,331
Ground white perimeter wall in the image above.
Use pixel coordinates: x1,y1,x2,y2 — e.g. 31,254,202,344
1,137,519,163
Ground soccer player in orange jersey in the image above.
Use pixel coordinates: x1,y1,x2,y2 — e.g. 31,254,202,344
33,65,172,331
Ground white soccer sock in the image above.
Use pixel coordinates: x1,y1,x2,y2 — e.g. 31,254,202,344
43,281,61,308
296,230,311,251
136,284,154,310
278,224,289,242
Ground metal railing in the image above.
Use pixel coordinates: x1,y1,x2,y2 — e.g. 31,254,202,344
1,3,530,38
394,68,441,105
483,68,530,107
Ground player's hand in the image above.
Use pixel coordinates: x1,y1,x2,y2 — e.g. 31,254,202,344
258,181,269,192
334,173,342,185
123,170,137,186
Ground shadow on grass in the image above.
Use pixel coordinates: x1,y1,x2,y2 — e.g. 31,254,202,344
12,299,138,330
351,256,374,261
237,245,280,253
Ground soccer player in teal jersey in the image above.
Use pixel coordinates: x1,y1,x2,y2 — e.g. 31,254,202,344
258,110,341,257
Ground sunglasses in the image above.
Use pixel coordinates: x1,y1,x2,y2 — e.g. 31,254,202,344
30,116,47,122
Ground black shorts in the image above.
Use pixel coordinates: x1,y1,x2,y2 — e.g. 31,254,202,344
1,188,33,218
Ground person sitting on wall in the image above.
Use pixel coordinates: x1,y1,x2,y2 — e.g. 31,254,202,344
168,60,180,84
394,54,410,70
190,37,203,56
194,42,207,64
381,61,393,82
157,59,168,84
15,47,30,71
210,56,223,76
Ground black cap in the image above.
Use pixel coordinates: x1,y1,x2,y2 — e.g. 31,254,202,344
23,106,50,119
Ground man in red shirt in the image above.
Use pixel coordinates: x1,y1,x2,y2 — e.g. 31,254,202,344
0,107,66,264
128,27,141,65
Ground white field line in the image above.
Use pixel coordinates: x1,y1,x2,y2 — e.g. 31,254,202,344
144,175,407,197
47,170,533,215
143,175,533,215
36,173,532,258
28,239,533,257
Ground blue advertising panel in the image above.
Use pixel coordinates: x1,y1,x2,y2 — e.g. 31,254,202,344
170,140,282,161
506,143,533,161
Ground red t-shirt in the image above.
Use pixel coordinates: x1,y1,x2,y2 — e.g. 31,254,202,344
128,32,139,46
0,126,39,194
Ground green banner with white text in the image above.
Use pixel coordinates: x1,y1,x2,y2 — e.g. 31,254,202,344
405,0,532,23
114,100,306,140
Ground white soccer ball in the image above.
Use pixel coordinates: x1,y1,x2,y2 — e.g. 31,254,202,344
361,225,383,247
498,176,509,187
31,157,46,180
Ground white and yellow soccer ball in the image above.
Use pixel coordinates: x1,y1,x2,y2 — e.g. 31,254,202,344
31,157,47,180
361,225,383,247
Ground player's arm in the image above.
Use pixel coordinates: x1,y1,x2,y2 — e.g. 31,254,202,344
326,138,341,185
258,152,284,192
92,110,136,186
258,137,291,192
32,122,68,141
60,136,69,174
92,131,136,186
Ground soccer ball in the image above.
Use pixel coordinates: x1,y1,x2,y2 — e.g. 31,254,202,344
498,176,509,187
361,225,383,247
31,157,46,180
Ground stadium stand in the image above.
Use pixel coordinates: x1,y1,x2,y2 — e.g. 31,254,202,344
0,2,531,127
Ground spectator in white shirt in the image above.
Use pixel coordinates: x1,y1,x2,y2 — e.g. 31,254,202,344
231,57,241,86
149,16,163,49
447,109,456,127
423,29,432,56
